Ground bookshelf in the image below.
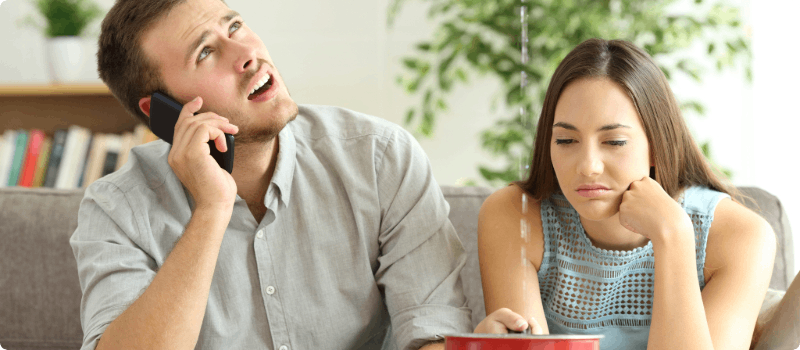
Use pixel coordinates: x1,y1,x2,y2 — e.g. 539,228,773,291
0,84,153,189
0,84,142,136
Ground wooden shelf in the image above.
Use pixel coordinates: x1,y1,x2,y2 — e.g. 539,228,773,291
0,84,111,96
0,84,141,136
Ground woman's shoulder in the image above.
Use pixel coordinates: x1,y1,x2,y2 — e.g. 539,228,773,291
479,185,544,236
481,185,542,217
479,185,546,271
704,193,776,280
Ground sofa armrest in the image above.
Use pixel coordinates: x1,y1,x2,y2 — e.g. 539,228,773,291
751,288,786,349
752,273,800,350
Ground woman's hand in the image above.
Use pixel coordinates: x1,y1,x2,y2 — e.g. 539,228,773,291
474,308,544,334
618,176,693,247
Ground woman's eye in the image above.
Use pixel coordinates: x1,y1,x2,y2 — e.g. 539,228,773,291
606,140,627,146
555,139,573,145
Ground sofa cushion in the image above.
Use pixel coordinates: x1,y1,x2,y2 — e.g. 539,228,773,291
0,188,85,350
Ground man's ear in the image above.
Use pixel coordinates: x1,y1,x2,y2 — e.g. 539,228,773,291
139,96,152,117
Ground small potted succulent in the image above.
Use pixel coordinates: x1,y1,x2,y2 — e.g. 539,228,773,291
21,0,103,83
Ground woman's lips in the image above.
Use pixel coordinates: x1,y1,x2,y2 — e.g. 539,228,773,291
576,189,610,198
576,186,610,198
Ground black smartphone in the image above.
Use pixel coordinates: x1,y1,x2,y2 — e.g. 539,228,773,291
149,92,235,174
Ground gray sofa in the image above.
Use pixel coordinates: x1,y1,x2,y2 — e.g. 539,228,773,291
0,186,795,349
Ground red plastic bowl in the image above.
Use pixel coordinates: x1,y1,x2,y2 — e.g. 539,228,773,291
444,333,603,350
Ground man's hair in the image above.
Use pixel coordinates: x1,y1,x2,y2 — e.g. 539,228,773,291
516,38,740,202
97,0,225,127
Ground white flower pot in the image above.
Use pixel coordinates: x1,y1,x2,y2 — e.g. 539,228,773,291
46,36,84,83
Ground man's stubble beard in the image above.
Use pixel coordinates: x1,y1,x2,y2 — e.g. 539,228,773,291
222,98,298,146
226,58,299,145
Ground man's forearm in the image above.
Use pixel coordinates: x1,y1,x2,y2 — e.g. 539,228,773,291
96,206,231,350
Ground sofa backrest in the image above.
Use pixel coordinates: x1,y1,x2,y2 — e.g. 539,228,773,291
0,187,85,350
0,185,794,347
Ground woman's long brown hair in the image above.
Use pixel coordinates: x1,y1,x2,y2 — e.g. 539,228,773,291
516,38,739,202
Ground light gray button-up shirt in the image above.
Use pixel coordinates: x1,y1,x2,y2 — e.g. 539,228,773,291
70,104,472,350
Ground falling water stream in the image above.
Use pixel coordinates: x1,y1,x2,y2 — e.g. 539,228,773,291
519,0,532,334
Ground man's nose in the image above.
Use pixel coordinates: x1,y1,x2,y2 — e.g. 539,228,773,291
231,41,259,74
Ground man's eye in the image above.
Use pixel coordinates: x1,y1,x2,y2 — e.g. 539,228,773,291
555,139,573,145
229,21,242,35
198,47,212,62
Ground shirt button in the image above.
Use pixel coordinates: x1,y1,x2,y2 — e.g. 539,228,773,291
266,286,275,295
256,230,264,239
279,346,288,350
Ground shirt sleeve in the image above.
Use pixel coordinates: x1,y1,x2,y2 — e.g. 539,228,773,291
69,181,158,350
374,127,473,350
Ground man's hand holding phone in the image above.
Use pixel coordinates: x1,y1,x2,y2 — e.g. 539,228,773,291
168,96,239,212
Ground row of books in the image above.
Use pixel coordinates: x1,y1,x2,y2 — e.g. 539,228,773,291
0,124,158,189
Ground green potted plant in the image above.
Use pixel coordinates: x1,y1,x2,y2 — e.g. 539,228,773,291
21,0,103,83
389,0,750,186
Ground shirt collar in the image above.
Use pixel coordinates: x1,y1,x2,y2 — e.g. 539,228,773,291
268,124,296,207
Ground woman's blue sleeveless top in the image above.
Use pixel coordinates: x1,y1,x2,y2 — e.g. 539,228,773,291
537,186,729,349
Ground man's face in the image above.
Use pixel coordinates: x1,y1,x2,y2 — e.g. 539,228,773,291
141,0,298,144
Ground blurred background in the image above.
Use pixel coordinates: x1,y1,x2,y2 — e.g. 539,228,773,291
0,0,797,276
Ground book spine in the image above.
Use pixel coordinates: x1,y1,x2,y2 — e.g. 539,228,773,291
32,137,53,188
74,130,94,188
81,134,106,188
0,130,17,187
18,129,45,187
43,129,67,188
55,126,92,189
7,130,30,186
102,134,122,177
54,126,79,189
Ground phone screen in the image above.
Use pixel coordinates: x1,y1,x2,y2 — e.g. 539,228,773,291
149,92,235,173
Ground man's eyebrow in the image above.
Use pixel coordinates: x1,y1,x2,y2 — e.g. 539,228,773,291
552,122,631,131
185,10,242,63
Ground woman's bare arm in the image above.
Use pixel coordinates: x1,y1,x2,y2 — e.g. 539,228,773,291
476,186,549,334
647,198,775,350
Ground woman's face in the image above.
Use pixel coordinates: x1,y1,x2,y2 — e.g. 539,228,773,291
550,77,652,221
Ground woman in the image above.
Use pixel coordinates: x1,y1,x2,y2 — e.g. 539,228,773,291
474,38,776,350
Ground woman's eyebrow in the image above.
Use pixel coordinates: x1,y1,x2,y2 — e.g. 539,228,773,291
553,122,631,131
598,123,631,131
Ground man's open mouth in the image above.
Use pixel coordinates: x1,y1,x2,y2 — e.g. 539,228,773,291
248,74,273,100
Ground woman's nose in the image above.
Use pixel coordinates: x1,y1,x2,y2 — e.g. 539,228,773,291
577,145,603,177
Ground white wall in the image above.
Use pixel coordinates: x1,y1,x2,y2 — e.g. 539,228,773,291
750,0,800,278
0,0,796,276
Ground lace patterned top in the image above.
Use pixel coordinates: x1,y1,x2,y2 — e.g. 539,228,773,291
537,186,729,349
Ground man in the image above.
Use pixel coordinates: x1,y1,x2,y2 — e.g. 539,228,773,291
69,0,472,349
